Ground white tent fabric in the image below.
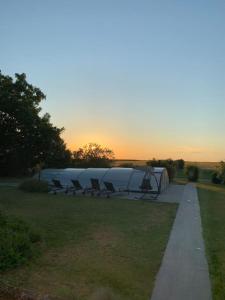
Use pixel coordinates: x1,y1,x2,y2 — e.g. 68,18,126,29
75,168,109,189
37,167,169,194
153,167,170,192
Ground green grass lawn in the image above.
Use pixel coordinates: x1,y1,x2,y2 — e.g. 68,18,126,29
0,187,177,300
175,168,214,182
0,177,29,183
198,183,225,300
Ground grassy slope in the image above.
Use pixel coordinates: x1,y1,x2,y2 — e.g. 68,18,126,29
198,183,225,300
0,187,177,300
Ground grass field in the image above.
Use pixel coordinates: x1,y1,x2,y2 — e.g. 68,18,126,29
175,168,214,182
0,187,177,300
198,183,225,300
113,160,219,169
0,177,28,184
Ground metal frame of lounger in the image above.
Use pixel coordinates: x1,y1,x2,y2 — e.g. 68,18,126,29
51,179,68,194
70,179,86,195
89,178,103,196
103,181,116,198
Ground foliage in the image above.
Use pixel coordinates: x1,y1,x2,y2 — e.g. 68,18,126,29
118,162,134,168
19,179,49,193
211,172,222,184
0,71,71,176
0,211,41,271
73,143,114,168
175,159,185,170
185,165,199,182
216,161,225,183
146,158,176,182
209,161,225,185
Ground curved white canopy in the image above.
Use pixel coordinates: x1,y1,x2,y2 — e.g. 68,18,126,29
37,167,169,194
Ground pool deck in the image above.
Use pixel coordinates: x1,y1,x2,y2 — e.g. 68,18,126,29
150,183,212,300
123,184,184,203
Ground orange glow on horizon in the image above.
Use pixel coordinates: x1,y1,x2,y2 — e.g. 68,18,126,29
65,138,222,162
61,126,225,162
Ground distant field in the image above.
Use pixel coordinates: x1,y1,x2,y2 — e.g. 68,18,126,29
113,160,148,167
185,161,218,170
0,187,177,300
114,160,218,170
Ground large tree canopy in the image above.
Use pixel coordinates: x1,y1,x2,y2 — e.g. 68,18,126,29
0,71,71,176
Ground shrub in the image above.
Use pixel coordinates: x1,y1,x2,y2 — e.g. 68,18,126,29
186,165,199,182
147,159,176,182
175,159,185,170
211,172,222,184
19,179,49,193
216,161,225,184
118,162,134,168
0,211,41,271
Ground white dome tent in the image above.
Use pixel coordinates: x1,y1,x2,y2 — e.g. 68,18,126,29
37,167,169,196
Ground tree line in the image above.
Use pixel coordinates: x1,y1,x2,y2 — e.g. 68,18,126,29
0,72,113,176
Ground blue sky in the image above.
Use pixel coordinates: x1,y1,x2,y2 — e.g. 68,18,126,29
1,0,225,160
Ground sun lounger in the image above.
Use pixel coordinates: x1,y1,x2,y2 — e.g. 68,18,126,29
90,178,102,196
51,179,68,194
103,181,116,198
70,179,86,195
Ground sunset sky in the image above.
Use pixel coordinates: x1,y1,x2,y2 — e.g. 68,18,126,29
1,1,225,161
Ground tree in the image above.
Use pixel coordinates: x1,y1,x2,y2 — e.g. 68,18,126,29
211,172,222,184
212,161,225,184
0,71,71,176
175,159,185,170
72,143,114,168
185,165,199,182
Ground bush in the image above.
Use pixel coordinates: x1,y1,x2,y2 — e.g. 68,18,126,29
19,179,49,193
118,162,134,168
175,159,185,170
216,161,225,184
147,159,176,182
211,172,222,184
186,165,199,182
0,211,41,271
